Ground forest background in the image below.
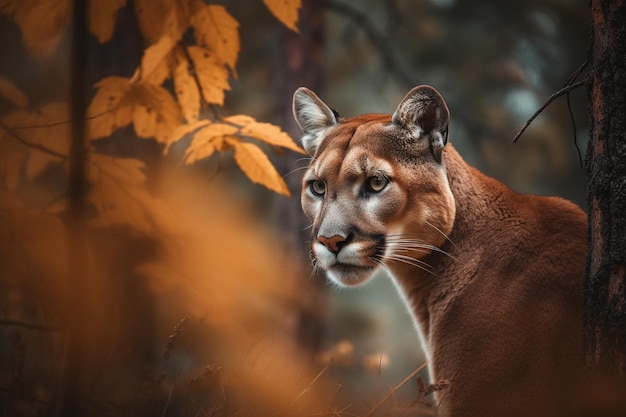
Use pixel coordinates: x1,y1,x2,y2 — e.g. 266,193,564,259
0,0,591,416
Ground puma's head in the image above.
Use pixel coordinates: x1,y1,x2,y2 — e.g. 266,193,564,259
293,86,456,287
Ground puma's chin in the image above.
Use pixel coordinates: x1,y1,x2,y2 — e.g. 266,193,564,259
326,264,378,287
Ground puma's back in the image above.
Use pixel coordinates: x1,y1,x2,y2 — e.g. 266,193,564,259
293,85,586,416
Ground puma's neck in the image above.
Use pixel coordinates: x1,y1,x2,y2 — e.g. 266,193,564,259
388,144,499,317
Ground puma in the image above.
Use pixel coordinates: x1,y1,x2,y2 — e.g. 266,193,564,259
293,85,586,417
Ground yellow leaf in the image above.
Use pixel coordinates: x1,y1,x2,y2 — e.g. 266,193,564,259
162,1,190,39
223,115,255,126
263,0,301,32
89,154,151,232
233,141,289,196
89,154,181,234
0,77,28,108
87,76,132,140
225,114,305,154
184,123,237,164
90,154,145,185
133,0,190,43
192,4,239,73
140,34,176,82
173,53,200,123
133,104,157,139
129,83,182,144
187,46,230,105
88,0,127,43
4,0,71,57
166,119,211,152
144,54,171,86
90,179,153,233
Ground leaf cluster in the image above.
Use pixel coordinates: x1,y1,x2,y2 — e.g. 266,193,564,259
0,0,304,238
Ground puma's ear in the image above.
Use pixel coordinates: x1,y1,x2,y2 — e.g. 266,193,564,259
293,87,338,155
392,85,450,160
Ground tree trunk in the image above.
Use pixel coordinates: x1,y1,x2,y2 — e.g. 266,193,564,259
60,0,90,415
583,0,626,376
272,0,327,354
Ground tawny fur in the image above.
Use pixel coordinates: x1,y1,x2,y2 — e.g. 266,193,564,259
294,86,586,417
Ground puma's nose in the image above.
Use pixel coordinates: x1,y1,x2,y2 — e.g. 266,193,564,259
318,235,347,254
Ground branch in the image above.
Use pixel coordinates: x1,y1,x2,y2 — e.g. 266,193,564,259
8,108,116,131
512,79,587,144
0,106,121,159
0,120,67,159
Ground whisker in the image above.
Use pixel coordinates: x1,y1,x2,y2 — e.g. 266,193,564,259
386,236,457,261
386,243,433,252
309,260,323,281
387,254,434,271
425,220,459,252
385,254,438,277
293,156,313,165
284,165,311,179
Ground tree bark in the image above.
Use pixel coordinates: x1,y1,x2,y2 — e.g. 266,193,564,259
584,0,626,376
272,0,327,354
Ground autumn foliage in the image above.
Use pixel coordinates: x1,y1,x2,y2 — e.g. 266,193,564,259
0,1,349,416
0,0,303,199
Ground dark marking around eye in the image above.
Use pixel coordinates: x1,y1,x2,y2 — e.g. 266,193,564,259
309,179,326,196
361,175,390,196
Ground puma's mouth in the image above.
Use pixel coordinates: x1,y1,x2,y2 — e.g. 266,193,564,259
326,263,377,287
310,238,383,287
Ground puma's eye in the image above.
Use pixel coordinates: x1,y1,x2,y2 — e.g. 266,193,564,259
366,176,389,193
309,180,326,196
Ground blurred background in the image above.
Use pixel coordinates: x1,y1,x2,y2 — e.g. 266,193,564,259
0,0,590,416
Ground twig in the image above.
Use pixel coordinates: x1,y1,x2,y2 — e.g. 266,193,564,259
206,343,257,417
0,120,67,159
414,374,449,406
290,358,334,406
512,56,589,144
363,361,428,417
163,315,191,360
567,91,583,167
512,79,586,144
564,58,590,88
161,317,204,417
8,108,116,131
